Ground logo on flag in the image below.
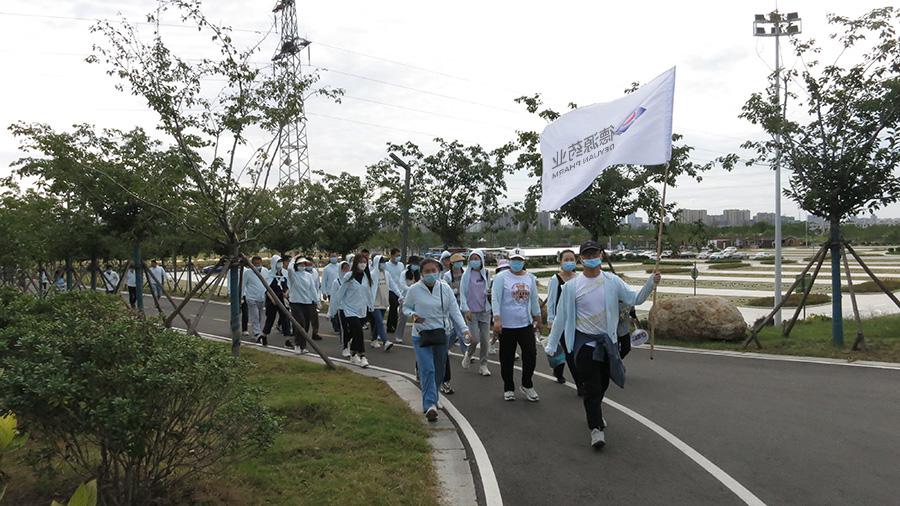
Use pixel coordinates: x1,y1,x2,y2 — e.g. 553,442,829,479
614,106,647,135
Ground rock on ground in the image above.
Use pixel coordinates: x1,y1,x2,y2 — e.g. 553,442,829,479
650,296,747,341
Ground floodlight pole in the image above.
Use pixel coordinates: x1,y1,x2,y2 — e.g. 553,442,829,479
390,153,412,260
753,10,801,327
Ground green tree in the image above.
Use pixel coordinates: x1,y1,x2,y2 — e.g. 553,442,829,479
88,0,342,354
316,171,379,255
368,139,509,247
736,7,900,345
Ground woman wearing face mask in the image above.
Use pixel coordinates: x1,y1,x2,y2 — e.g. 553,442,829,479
395,255,422,344
332,254,375,368
284,257,321,354
460,249,492,376
403,258,471,422
547,249,581,391
545,241,660,449
369,255,403,352
491,253,542,402
327,261,353,357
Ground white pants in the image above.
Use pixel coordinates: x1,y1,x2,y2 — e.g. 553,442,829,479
468,310,492,365
247,299,266,337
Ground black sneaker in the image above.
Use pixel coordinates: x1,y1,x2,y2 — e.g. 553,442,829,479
261,334,268,347
284,339,294,349
576,384,585,397
555,374,566,384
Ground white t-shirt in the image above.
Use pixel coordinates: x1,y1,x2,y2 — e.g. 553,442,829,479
500,273,533,329
575,274,608,339
149,266,166,286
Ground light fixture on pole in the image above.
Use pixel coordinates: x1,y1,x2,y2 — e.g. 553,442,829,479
752,10,801,326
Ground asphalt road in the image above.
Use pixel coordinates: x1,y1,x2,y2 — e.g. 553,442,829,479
135,294,900,506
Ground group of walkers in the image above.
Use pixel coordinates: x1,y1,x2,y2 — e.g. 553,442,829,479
255,241,660,449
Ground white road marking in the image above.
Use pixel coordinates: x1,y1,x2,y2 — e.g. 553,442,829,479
646,344,900,371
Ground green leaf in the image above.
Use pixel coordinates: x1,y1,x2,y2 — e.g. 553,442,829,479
0,412,17,448
66,479,98,506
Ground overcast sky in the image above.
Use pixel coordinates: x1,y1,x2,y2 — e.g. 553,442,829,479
1,0,898,219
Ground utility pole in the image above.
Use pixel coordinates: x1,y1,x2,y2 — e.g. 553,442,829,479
272,0,312,185
753,10,801,327
390,153,412,260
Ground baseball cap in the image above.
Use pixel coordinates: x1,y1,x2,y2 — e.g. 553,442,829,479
509,248,525,261
579,240,602,255
449,253,465,263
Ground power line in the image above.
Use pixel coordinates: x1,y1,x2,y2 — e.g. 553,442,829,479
340,95,518,130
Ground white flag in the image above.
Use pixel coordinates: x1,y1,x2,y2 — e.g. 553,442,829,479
539,67,676,211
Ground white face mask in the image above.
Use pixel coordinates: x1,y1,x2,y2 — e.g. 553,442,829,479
356,263,367,271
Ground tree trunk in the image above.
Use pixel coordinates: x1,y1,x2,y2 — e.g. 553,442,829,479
132,243,144,311
228,246,242,357
65,255,74,291
90,252,98,290
829,219,843,346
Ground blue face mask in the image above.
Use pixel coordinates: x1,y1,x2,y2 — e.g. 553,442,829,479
469,259,482,270
329,257,337,264
423,272,440,285
583,258,602,269
409,264,419,272
304,267,313,273
453,261,463,270
509,260,525,272
562,261,577,272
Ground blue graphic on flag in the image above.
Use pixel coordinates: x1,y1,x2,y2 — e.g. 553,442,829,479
614,106,647,135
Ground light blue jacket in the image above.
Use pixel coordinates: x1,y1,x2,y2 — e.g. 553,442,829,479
545,272,655,355
491,270,541,326
284,258,320,304
321,262,340,296
370,255,403,299
546,272,573,325
332,271,374,318
403,280,469,338
459,248,490,313
243,266,269,302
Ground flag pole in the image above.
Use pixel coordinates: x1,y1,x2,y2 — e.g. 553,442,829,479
650,161,670,360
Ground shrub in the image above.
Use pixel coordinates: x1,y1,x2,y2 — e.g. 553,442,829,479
0,290,279,505
645,267,691,274
759,258,798,265
746,293,831,307
641,260,694,266
708,262,752,270
842,278,900,293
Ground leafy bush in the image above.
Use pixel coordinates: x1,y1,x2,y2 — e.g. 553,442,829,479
0,290,279,505
759,258,798,265
641,260,694,266
645,267,691,274
0,412,29,501
842,278,900,293
746,293,831,307
708,262,752,270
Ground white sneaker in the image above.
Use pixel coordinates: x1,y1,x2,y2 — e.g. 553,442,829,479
520,386,539,402
503,391,515,401
489,345,497,355
479,365,491,377
591,428,606,449
602,416,607,429
461,349,472,369
350,355,361,366
370,340,381,348
393,338,404,344
295,347,308,355
341,347,351,358
359,356,370,368
383,341,394,351
425,405,438,422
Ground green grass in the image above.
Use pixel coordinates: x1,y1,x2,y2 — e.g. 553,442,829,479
842,279,900,293
656,313,900,363
708,262,752,270
746,293,831,307
4,347,438,506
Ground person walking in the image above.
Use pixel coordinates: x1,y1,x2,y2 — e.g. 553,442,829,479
321,254,341,332
328,261,353,357
369,254,402,351
544,241,660,449
547,249,581,390
260,254,291,346
394,255,422,344
438,252,466,394
331,254,374,367
403,257,471,422
491,252,541,402
102,264,120,294
284,256,321,354
460,249,492,376
242,256,268,342
148,260,166,300
384,248,405,333
125,265,137,307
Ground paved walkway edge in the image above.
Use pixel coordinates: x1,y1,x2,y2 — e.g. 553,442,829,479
193,331,497,506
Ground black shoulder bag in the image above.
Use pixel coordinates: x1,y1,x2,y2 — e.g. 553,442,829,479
418,284,448,347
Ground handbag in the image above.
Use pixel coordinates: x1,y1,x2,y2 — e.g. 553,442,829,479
418,285,448,347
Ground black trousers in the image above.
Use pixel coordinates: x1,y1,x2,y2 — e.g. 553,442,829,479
127,286,137,308
338,310,351,348
499,325,536,391
346,315,365,354
387,291,400,332
553,338,580,385
290,303,309,350
263,295,291,336
241,299,248,332
575,345,611,431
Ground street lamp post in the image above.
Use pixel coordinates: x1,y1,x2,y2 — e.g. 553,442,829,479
389,153,412,261
753,10,801,327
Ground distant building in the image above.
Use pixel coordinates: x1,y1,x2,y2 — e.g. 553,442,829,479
678,209,707,224
754,212,777,225
723,209,751,227
536,211,554,230
623,212,646,229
